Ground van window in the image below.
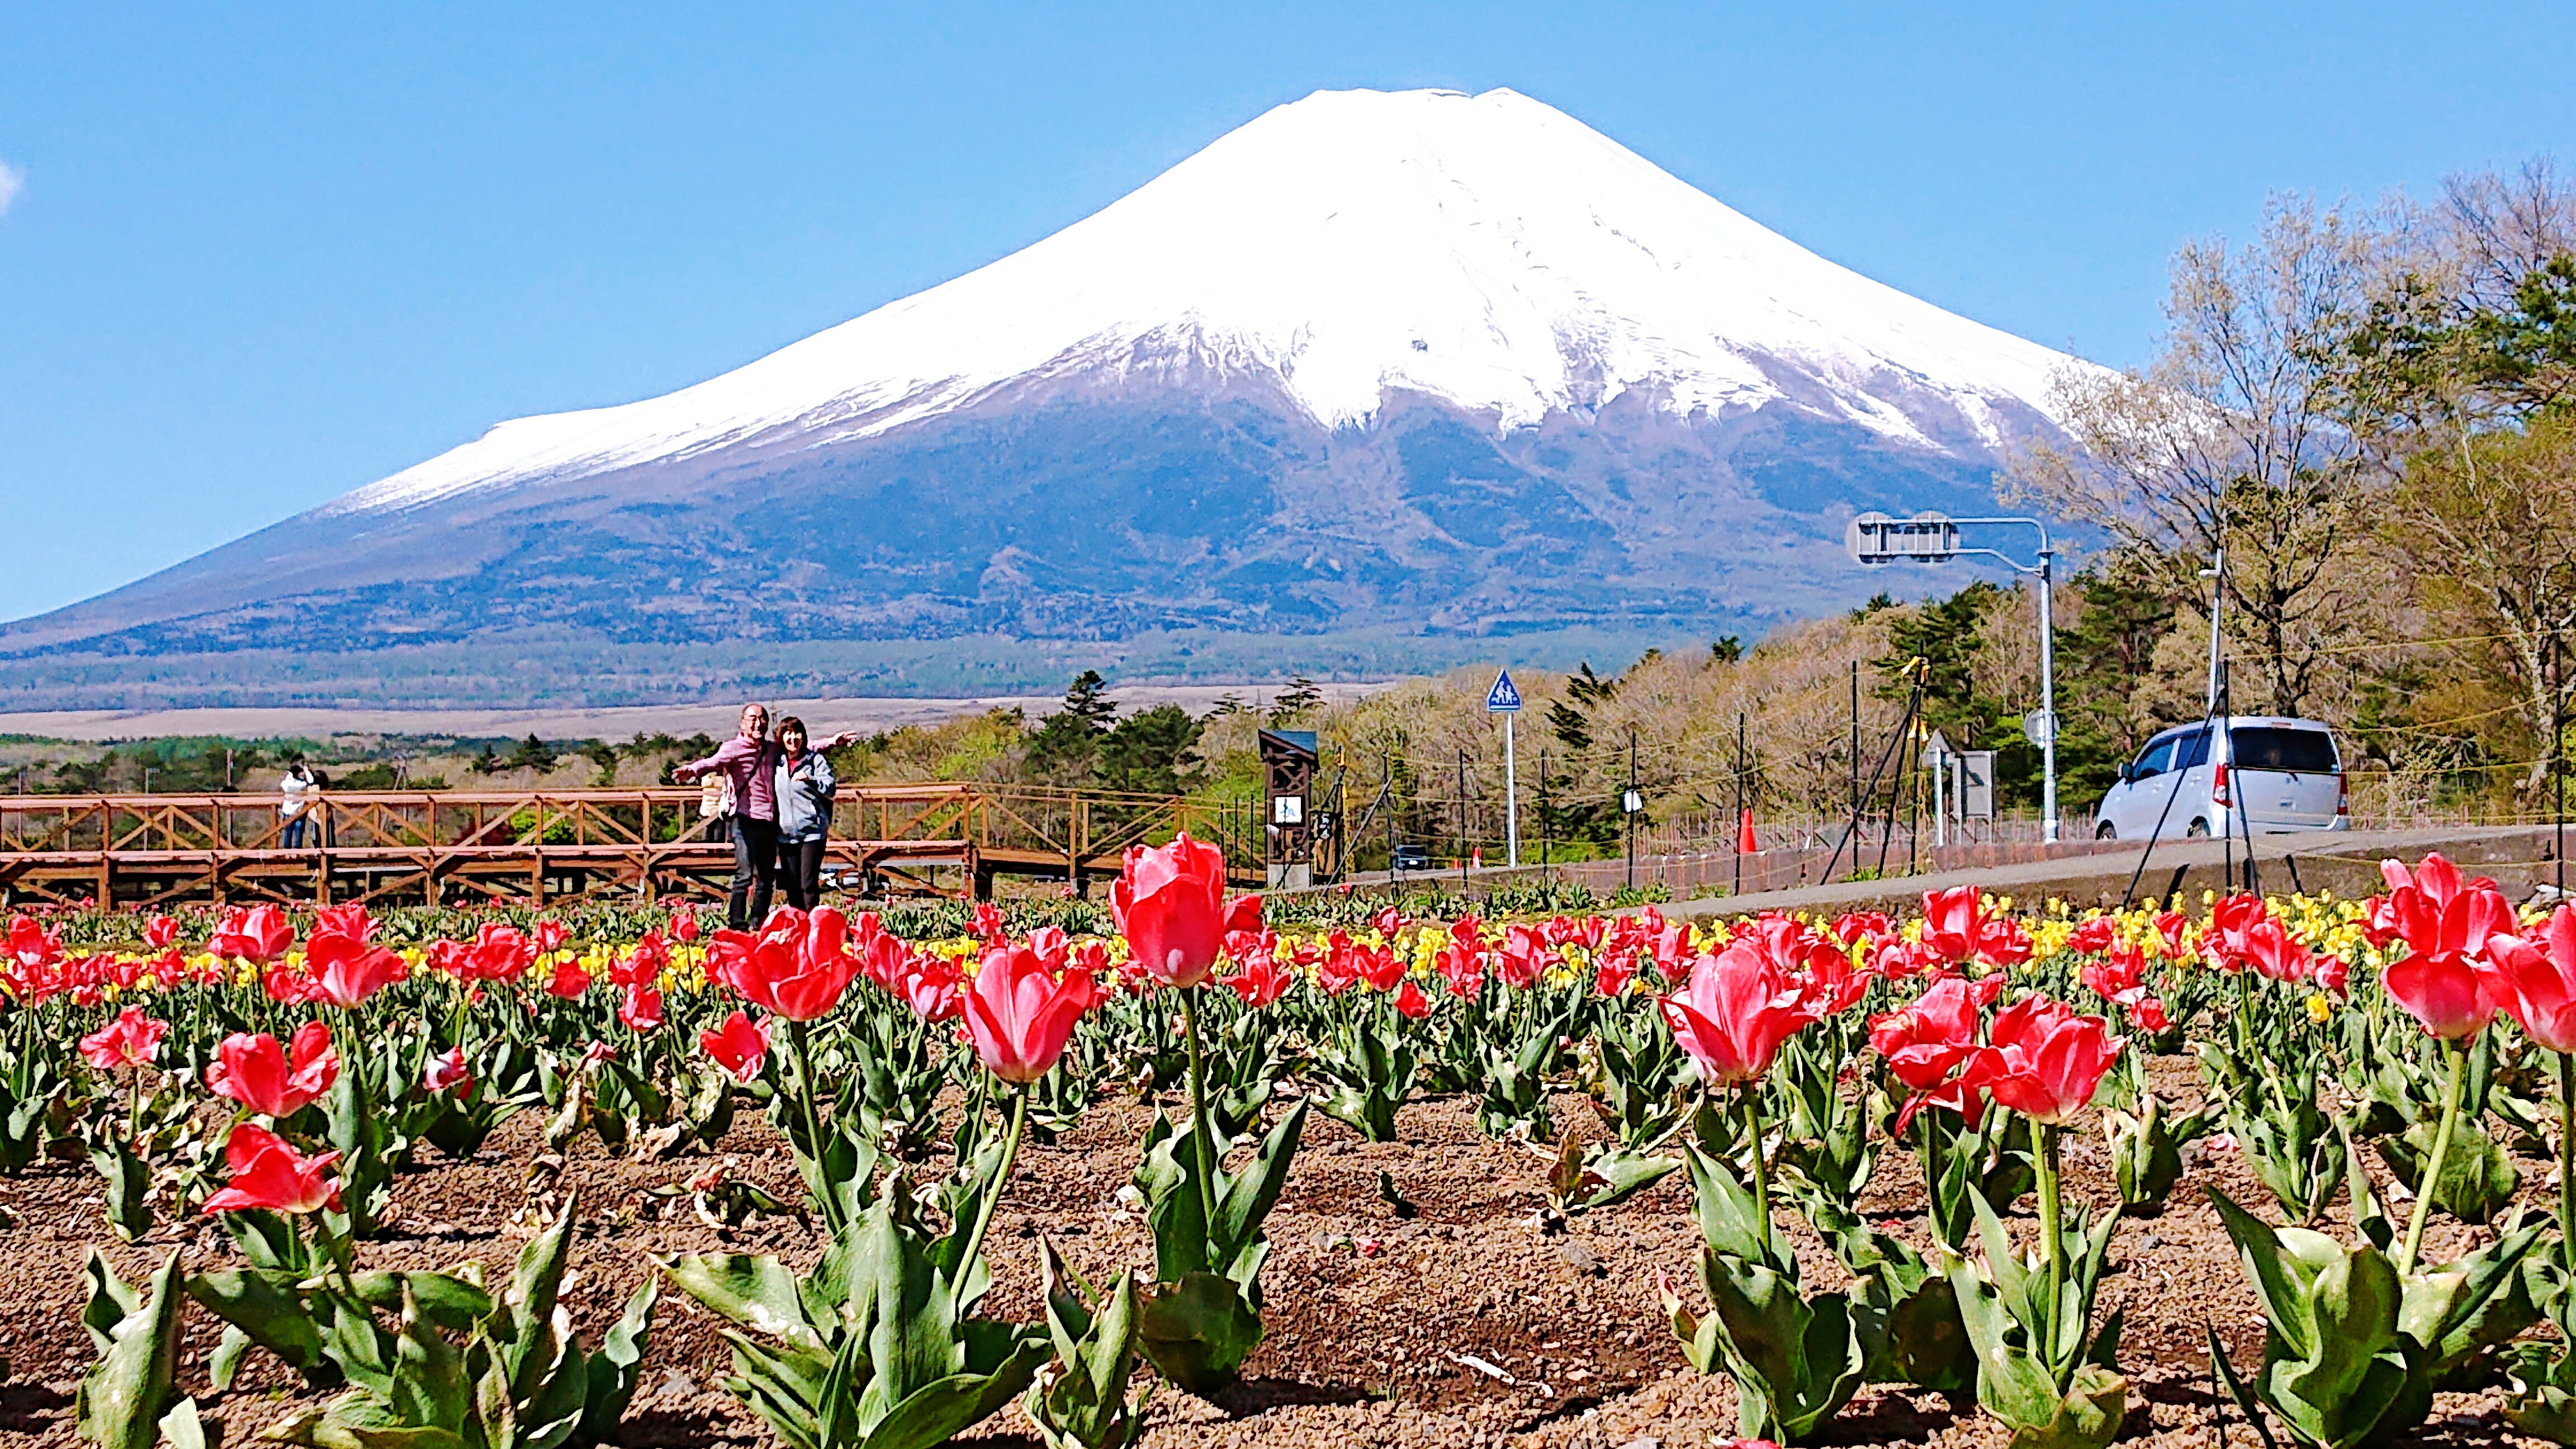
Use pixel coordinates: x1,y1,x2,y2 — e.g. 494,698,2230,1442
2175,729,2212,770
2231,727,2339,773
2131,738,2176,779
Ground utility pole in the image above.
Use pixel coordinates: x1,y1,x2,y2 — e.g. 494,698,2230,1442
1502,710,1519,868
1731,712,1746,898
1625,727,1639,890
2555,630,2565,898
1457,747,1469,887
1849,662,1861,834
1385,747,1398,881
1537,748,1550,876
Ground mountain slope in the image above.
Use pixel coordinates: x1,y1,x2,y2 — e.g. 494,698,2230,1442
3,86,2086,706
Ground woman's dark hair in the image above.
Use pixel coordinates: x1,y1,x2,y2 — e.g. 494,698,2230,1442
775,716,808,744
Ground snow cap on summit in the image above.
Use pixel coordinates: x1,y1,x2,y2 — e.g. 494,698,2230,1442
333,87,2081,517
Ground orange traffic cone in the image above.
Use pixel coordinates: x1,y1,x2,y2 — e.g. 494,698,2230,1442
1736,807,1759,855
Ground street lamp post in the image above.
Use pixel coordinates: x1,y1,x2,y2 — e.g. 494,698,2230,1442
1846,512,2063,844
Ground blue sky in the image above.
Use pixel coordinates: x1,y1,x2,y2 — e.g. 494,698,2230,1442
2,2,2568,623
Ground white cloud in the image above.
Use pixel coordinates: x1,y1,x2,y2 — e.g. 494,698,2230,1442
0,162,22,216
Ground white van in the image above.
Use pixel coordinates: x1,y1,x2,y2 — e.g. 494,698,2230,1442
2092,717,2347,841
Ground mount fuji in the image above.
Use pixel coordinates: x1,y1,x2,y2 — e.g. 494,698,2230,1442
4,87,2088,708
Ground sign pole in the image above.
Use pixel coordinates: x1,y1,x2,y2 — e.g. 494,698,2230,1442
1483,668,1524,870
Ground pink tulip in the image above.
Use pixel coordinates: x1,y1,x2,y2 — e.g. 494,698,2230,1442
208,1022,337,1116
1111,832,1261,989
699,1011,770,1082
2489,906,2576,1053
306,930,406,1008
312,903,376,945
962,940,1097,1083
2379,853,2521,965
209,904,295,964
79,1006,167,1070
423,1045,473,1096
1658,939,1822,1088
1965,994,2124,1126
202,1123,340,1215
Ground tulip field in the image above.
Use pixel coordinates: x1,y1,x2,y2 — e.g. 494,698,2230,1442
5,839,2576,1449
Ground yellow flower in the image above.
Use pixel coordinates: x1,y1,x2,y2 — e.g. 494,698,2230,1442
2306,995,2332,1024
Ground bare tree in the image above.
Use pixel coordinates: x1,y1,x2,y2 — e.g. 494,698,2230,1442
2010,196,2394,716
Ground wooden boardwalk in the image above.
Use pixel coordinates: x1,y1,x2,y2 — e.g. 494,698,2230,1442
0,784,1263,908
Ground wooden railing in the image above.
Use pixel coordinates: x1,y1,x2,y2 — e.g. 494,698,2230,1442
0,783,1265,908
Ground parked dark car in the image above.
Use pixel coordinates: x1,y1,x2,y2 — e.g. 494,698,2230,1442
1390,843,1433,873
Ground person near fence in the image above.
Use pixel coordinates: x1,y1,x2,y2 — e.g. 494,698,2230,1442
278,763,316,850
673,704,858,930
771,716,837,911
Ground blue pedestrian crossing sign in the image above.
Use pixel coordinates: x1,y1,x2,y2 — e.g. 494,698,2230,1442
1485,670,1523,713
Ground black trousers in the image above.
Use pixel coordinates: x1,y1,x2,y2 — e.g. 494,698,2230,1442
778,837,827,911
727,817,781,930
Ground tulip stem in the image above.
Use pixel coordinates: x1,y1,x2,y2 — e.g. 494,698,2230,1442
2559,1050,2575,1287
1182,985,1222,1246
783,1017,841,1233
1741,1086,1772,1253
953,1087,1027,1285
2035,1120,2064,1358
2398,1037,2468,1277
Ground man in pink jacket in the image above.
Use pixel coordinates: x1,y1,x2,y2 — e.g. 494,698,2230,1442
675,704,860,929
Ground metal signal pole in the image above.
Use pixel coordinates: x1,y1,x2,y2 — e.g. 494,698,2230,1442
1503,711,1519,868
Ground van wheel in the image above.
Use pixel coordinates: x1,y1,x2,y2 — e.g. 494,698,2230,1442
2095,822,2117,840
2186,819,2211,838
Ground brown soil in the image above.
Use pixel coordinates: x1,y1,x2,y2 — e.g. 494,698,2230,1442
0,1058,2553,1449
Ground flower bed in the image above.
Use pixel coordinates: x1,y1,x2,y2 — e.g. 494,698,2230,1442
2,845,2572,1448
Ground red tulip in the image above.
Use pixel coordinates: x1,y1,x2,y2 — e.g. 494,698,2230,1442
2315,953,2351,998
2489,906,2576,1053
2241,920,2314,983
2205,893,2270,970
1869,974,2000,1090
144,915,179,950
962,940,1097,1083
2081,943,2149,1006
545,958,593,998
2149,911,2191,959
210,905,296,964
672,911,701,944
1112,832,1257,989
6,915,63,971
1394,979,1431,1019
1658,940,1822,1088
306,930,406,1008
450,923,535,982
1966,994,2124,1126
580,1040,617,1071
534,919,570,956
1595,954,1637,998
1223,951,1292,1008
617,982,665,1030
424,1046,473,1096
208,1022,337,1116
2378,853,2521,965
1920,887,1985,963
79,1006,167,1070
202,1123,340,1215
312,903,376,945
2126,995,2172,1034
611,930,669,988
2066,916,2118,955
1831,911,1895,948
709,907,863,1020
699,1010,771,1083
896,955,964,1022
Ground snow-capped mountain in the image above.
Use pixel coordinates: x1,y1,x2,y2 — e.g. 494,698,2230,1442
3,87,2088,707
